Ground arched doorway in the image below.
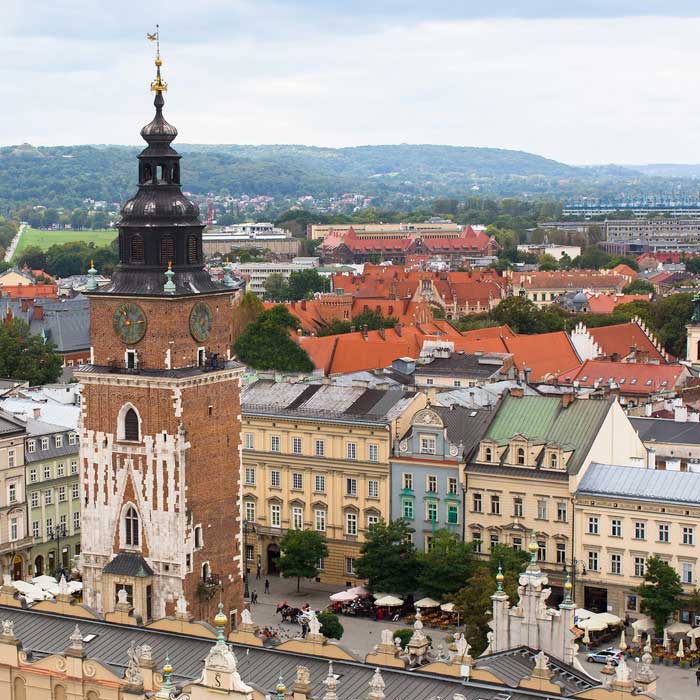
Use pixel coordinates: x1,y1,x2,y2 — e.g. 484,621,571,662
267,543,280,574
12,554,23,580
34,555,44,576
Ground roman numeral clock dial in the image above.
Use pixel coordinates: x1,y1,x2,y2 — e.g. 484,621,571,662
112,303,147,344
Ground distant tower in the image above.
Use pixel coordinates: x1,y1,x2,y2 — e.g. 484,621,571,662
76,40,244,626
687,294,700,366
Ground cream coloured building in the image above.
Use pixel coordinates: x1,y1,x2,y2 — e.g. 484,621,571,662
576,463,700,620
241,380,425,585
464,392,647,603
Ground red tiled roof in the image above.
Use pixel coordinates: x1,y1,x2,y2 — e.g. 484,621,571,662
0,284,57,299
588,322,667,363
560,360,686,395
512,271,627,291
502,331,581,382
586,294,651,314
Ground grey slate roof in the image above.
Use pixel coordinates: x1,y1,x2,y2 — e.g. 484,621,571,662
0,296,90,353
102,552,155,578
242,380,415,424
24,419,77,464
630,416,700,446
0,408,26,436
0,606,566,700
577,462,700,504
416,352,510,379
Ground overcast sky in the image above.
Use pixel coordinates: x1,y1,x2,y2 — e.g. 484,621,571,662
3,1,700,164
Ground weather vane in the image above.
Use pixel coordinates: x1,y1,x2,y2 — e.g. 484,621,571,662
147,24,167,93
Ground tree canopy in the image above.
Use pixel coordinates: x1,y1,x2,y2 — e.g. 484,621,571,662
233,305,314,373
638,556,684,634
0,318,63,385
277,529,328,592
356,519,419,595
262,272,289,301
416,529,475,600
287,269,329,301
622,279,655,295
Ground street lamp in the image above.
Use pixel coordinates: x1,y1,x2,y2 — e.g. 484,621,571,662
47,523,68,581
563,558,587,604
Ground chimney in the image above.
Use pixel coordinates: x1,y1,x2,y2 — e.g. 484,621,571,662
647,448,656,470
509,387,524,398
34,304,44,321
362,324,369,338
674,405,688,423
562,393,574,409
33,407,41,419
524,367,531,384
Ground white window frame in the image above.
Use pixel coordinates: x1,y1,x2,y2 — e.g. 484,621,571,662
270,503,281,528
346,511,358,536
314,474,326,493
314,509,326,532
346,442,357,460
270,435,280,452
292,437,302,455
368,444,378,462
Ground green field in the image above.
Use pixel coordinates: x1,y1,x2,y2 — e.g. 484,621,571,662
13,227,116,260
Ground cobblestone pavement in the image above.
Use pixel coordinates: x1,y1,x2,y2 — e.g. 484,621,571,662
245,576,695,699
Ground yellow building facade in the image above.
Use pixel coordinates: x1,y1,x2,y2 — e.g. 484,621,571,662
241,380,424,585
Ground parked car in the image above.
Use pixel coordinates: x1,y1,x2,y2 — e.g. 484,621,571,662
586,648,622,665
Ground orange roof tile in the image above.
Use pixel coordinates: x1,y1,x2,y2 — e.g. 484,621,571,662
560,360,686,395
588,322,667,363
586,294,650,314
0,284,57,300
502,331,581,382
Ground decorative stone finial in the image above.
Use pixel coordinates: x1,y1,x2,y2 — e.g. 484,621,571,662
322,661,339,700
275,673,286,699
164,261,176,294
1,619,14,638
496,562,504,592
154,655,175,699
527,535,538,566
214,601,227,642
367,667,386,700
563,572,572,601
293,666,311,694
223,258,236,288
69,625,83,650
86,261,98,291
58,574,69,596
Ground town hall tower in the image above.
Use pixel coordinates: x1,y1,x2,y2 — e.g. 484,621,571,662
75,50,244,626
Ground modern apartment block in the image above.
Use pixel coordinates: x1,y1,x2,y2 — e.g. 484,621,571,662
605,219,700,251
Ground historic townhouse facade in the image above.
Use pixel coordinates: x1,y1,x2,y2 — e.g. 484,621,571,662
241,380,424,584
464,392,647,602
25,419,80,578
390,404,493,551
576,463,700,619
0,410,29,581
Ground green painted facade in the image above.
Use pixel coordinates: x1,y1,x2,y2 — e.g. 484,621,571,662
25,422,80,577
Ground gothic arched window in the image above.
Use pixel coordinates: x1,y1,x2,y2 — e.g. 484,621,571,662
125,506,139,547
187,235,199,264
124,408,139,442
130,235,144,264
160,235,175,265
517,447,526,465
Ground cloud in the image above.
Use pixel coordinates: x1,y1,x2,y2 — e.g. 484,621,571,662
2,7,700,164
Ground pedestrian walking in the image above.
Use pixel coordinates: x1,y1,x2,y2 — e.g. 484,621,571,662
696,667,700,685
256,564,261,581
264,578,270,594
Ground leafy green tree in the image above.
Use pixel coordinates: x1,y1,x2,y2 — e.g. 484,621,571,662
17,245,47,270
493,296,545,334
606,255,639,272
233,306,314,372
232,292,264,342
574,247,611,270
488,545,529,600
649,293,694,358
449,567,495,655
538,254,559,271
277,529,328,592
638,556,683,634
0,318,63,385
90,211,110,229
317,611,344,640
70,208,88,230
417,529,475,599
685,258,700,275
263,272,289,301
287,269,328,301
356,519,419,595
622,279,655,295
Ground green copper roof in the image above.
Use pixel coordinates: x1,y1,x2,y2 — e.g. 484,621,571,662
485,395,613,474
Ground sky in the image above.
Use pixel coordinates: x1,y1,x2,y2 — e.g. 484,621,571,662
3,1,700,164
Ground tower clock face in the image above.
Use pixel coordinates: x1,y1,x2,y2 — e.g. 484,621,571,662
113,303,147,344
190,301,213,342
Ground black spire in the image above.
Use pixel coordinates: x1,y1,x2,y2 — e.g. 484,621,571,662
99,53,224,296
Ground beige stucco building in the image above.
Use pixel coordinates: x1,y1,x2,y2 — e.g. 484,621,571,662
576,462,700,620
241,380,424,585
464,393,647,603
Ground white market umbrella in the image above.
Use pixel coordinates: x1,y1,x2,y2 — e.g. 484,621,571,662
582,628,591,645
632,616,654,633
678,638,685,658
12,580,51,601
619,629,627,652
691,636,698,652
415,597,440,609
593,612,622,627
687,626,700,638
440,602,456,612
663,628,670,651
329,590,357,602
346,586,368,596
665,621,691,637
577,616,608,632
374,595,403,607
575,608,594,621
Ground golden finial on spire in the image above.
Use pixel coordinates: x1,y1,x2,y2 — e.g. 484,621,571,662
147,25,167,93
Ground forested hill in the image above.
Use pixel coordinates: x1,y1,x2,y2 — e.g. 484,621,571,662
0,142,607,209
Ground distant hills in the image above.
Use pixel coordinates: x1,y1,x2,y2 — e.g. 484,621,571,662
0,142,697,209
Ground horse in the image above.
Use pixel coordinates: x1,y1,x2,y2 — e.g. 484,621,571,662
276,604,302,623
